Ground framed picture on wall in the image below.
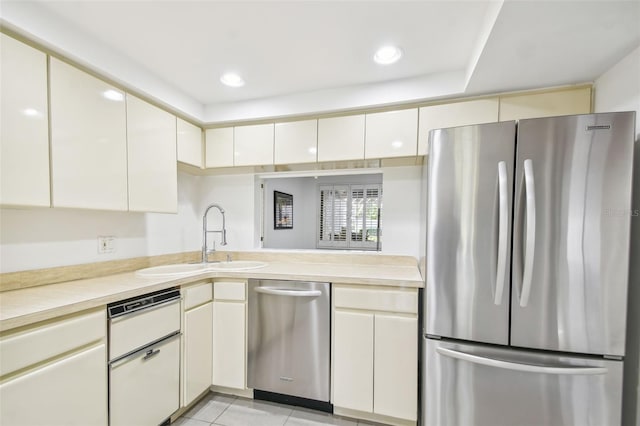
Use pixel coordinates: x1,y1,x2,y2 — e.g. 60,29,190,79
274,191,293,229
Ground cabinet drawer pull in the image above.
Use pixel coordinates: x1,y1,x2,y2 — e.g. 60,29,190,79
143,348,160,361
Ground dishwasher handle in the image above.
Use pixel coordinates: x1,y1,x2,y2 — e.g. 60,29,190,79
254,287,321,297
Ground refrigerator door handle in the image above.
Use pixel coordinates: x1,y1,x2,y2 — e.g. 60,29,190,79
495,161,509,305
520,159,536,307
436,347,607,375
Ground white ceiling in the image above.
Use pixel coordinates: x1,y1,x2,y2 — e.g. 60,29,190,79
1,0,639,124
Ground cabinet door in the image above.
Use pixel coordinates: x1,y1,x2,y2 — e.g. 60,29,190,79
50,58,128,210
274,120,318,164
0,344,107,426
374,314,418,421
418,98,499,155
177,118,203,168
333,310,374,412
126,94,177,213
0,34,50,207
205,128,234,168
234,123,274,166
212,301,245,389
110,336,180,426
184,302,213,406
365,109,418,159
318,115,365,162
499,87,592,121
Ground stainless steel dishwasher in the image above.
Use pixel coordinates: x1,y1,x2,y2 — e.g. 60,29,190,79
247,279,331,412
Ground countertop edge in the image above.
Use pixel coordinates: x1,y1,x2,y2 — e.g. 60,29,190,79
0,262,423,333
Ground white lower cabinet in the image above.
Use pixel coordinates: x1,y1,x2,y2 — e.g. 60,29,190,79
212,281,247,390
110,335,180,426
0,344,107,426
332,285,418,424
333,311,374,412
183,282,213,406
373,314,418,420
0,309,107,426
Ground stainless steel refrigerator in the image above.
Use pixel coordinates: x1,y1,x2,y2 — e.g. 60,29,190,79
422,112,635,426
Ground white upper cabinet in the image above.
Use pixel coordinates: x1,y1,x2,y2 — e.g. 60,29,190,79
234,123,274,166
499,87,592,121
418,98,499,155
365,109,418,159
50,58,128,211
205,128,234,168
274,120,318,164
318,115,365,162
126,94,177,213
177,118,203,168
0,34,50,207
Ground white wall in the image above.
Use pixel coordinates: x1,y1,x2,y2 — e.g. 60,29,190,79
0,172,201,273
594,45,640,139
594,44,640,426
381,166,423,256
0,207,147,272
146,172,201,256
198,173,258,252
263,177,317,250
0,164,425,273
199,166,423,258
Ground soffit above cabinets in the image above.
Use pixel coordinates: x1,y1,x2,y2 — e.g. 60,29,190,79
1,1,638,123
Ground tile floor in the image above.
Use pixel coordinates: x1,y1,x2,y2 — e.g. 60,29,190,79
174,393,385,426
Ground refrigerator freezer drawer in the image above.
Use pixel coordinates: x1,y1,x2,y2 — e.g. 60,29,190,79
423,338,623,426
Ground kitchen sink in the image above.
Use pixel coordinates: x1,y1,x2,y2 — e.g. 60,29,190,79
136,261,267,277
135,263,208,277
207,261,267,271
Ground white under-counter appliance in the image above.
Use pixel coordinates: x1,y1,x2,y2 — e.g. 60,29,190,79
107,288,181,426
422,112,635,426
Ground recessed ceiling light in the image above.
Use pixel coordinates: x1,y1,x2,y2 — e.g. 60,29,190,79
220,72,245,87
374,45,403,65
102,89,124,101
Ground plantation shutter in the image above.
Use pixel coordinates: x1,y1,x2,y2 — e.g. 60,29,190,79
318,184,381,250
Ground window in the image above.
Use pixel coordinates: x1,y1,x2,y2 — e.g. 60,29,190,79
318,184,382,250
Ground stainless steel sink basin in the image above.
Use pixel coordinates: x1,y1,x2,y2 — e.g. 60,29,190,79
206,261,267,271
136,261,267,277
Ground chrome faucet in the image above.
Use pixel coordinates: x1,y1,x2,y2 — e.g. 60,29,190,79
202,203,227,263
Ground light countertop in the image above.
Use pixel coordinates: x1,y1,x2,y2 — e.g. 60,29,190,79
0,260,423,333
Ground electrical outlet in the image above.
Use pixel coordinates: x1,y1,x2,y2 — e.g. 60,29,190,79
98,236,116,254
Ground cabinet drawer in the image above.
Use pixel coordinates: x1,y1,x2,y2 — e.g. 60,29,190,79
184,282,213,310
109,300,180,360
0,344,107,426
0,309,105,377
214,281,246,301
334,286,418,314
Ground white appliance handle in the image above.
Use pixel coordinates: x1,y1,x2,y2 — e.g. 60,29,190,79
520,159,536,307
436,347,607,376
495,161,508,305
254,287,321,297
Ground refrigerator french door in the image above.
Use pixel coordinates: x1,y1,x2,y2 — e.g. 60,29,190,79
423,112,635,426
